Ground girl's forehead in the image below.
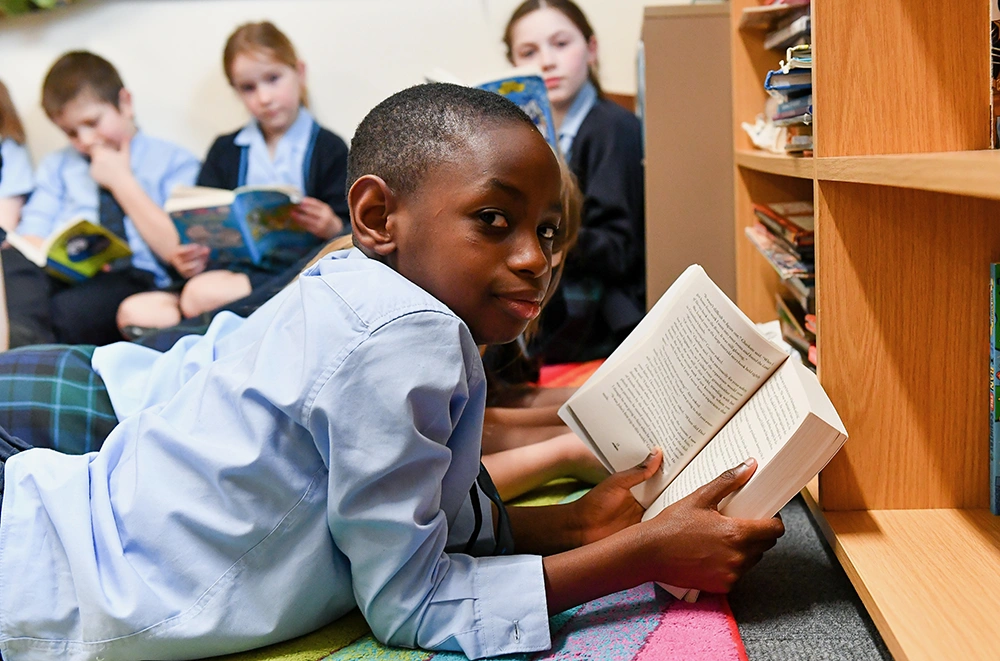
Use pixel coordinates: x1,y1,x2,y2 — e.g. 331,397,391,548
513,7,583,40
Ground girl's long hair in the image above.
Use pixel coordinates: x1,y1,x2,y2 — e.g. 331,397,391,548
0,80,26,144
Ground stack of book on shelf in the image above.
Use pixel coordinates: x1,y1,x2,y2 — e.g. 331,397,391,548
745,201,816,369
739,1,813,156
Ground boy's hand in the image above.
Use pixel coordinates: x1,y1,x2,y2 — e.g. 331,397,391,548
291,197,343,239
89,142,134,192
169,243,211,279
570,448,663,546
642,459,785,593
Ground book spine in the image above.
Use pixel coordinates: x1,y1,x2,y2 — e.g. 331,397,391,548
992,264,1000,514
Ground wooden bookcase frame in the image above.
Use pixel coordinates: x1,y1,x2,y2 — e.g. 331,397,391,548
728,1,1000,658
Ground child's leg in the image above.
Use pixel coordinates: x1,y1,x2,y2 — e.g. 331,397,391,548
2,246,58,348
51,269,155,345
483,432,608,501
178,271,252,319
117,291,183,333
0,344,116,454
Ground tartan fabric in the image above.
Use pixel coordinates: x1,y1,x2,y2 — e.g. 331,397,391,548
0,344,116,455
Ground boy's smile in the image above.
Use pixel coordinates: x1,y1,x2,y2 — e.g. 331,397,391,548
384,123,562,345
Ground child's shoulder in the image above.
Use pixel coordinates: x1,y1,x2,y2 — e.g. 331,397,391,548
301,250,464,333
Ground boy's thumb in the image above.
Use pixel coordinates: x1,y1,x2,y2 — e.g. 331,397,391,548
611,448,663,489
696,458,757,508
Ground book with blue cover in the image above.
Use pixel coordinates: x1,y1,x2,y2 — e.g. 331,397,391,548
476,73,558,149
166,184,311,266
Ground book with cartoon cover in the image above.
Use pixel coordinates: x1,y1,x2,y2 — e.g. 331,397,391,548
5,218,132,283
166,184,310,266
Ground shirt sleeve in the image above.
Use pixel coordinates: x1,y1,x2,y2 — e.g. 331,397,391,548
16,150,67,238
158,145,201,202
0,140,34,199
567,109,645,284
308,311,551,659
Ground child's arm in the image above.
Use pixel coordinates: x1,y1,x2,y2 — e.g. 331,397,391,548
89,142,190,262
508,453,785,614
290,197,344,239
482,432,607,500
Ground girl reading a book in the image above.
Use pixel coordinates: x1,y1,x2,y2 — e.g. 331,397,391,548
0,79,34,234
116,21,349,336
504,0,646,364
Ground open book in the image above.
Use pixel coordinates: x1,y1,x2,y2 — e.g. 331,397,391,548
166,184,309,266
425,66,558,149
558,265,847,601
5,219,132,283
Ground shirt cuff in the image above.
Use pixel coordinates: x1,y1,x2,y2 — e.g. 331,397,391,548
474,554,551,658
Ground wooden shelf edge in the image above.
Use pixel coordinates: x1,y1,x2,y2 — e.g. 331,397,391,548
801,507,1000,661
815,151,1000,201
734,148,815,179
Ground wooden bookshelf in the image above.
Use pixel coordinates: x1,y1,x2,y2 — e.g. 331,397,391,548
725,1,1000,658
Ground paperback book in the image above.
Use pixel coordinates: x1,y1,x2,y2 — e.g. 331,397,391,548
745,222,814,278
166,184,309,266
559,265,847,601
5,218,132,283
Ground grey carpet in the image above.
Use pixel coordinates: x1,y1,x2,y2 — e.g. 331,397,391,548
727,496,893,660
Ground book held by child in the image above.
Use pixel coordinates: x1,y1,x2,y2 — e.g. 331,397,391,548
4,219,132,283
559,264,847,599
165,184,309,265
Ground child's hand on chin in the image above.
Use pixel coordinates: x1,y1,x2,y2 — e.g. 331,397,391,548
89,142,133,191
641,458,785,594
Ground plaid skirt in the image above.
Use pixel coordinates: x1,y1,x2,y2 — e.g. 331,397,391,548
0,344,116,455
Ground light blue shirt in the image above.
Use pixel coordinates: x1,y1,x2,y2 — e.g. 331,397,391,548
0,138,34,199
557,81,598,161
234,106,315,192
16,132,200,287
0,249,550,661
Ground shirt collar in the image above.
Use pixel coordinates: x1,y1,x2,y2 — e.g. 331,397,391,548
233,106,314,148
557,81,598,159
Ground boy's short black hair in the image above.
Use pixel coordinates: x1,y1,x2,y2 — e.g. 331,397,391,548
42,51,124,119
347,83,539,196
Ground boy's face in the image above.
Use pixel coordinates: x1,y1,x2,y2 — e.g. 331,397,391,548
53,89,136,157
388,124,562,345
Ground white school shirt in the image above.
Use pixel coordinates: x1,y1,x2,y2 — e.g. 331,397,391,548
15,132,200,287
234,106,316,191
0,138,34,199
0,249,550,661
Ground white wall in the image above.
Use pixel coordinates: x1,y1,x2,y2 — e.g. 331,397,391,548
0,0,675,162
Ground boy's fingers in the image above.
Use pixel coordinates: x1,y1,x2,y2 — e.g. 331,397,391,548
610,448,663,490
693,458,757,508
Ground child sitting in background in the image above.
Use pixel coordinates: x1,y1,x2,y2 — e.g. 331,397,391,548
0,84,782,661
116,21,350,335
505,0,646,364
2,51,200,348
0,79,34,233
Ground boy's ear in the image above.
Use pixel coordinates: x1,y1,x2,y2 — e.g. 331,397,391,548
349,175,398,257
117,88,135,121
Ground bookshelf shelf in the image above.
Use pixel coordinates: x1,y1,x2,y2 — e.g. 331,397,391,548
801,501,1000,661
734,148,814,179
815,151,1000,201
723,0,1000,658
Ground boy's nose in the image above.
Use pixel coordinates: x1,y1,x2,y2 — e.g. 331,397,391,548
511,234,550,278
75,128,97,152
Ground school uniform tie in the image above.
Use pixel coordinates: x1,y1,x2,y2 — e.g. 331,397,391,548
477,463,515,555
98,186,132,271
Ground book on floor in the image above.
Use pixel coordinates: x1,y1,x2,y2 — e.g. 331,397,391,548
4,218,132,283
558,264,847,601
166,184,309,266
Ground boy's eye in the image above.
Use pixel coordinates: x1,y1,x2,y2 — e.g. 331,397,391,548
479,211,508,228
538,225,559,241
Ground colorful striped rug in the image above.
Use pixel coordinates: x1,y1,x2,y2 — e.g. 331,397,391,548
211,361,749,661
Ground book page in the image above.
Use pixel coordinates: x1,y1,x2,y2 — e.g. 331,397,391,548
642,359,805,519
563,266,787,506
